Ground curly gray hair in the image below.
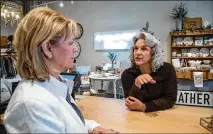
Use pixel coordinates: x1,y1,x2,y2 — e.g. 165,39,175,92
130,32,164,72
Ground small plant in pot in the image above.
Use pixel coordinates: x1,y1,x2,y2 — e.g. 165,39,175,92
107,52,118,71
171,2,188,31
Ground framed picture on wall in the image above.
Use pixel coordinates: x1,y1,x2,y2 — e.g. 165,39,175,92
94,29,140,51
195,36,203,46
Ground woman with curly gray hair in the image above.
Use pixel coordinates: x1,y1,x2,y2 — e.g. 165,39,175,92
121,31,177,112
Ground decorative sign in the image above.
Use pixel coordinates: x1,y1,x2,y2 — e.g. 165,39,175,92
176,90,213,107
183,17,202,30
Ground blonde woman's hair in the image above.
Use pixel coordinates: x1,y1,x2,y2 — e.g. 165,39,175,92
14,7,78,81
130,32,164,72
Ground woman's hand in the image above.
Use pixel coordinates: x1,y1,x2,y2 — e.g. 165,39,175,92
135,74,156,88
89,126,119,134
125,96,146,111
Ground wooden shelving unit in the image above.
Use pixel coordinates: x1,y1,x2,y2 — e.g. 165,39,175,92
170,29,213,80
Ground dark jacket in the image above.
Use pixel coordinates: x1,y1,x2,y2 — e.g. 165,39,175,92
121,62,177,112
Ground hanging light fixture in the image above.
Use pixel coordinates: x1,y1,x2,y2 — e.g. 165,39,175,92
59,1,64,7
1,0,23,26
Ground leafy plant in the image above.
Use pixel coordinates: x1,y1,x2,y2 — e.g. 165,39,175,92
171,3,188,20
202,24,213,30
140,22,154,35
107,52,118,63
107,52,118,69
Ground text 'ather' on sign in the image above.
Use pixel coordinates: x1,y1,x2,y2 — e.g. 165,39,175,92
176,90,213,107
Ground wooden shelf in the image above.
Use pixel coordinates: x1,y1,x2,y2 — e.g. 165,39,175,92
172,56,213,59
170,30,213,36
171,45,213,48
176,70,210,80
190,69,210,71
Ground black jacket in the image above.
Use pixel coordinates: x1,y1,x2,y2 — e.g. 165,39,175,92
121,62,178,112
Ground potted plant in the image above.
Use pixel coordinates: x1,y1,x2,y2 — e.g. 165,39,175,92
140,22,154,35
171,2,188,31
107,52,118,70
202,20,213,30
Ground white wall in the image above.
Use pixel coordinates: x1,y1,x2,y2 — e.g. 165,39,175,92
50,1,212,71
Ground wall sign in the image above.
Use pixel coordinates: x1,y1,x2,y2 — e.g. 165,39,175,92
183,17,202,30
176,90,213,107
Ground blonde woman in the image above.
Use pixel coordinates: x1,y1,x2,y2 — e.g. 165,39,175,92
121,31,177,112
3,7,118,134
